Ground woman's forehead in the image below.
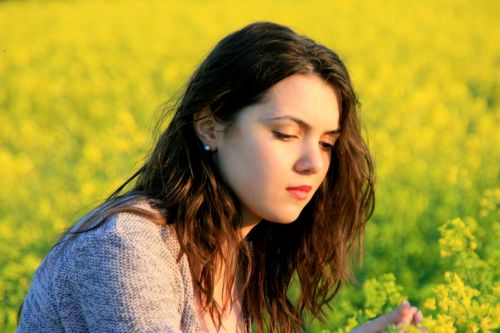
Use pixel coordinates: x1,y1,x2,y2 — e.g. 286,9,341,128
253,74,341,129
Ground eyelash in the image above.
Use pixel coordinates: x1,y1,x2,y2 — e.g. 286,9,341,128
272,131,336,151
272,131,296,140
320,142,336,151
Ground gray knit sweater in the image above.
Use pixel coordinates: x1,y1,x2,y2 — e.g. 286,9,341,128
17,201,202,332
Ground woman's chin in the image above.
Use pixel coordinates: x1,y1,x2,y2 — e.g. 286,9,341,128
265,212,301,224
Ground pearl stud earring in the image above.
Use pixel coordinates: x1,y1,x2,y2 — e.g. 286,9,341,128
203,144,211,151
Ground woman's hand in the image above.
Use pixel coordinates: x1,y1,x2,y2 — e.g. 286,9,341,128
351,300,426,333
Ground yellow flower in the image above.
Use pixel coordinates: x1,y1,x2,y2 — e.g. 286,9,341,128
435,314,456,332
423,298,436,311
480,316,492,332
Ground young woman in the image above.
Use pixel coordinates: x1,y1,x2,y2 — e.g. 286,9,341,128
18,22,424,332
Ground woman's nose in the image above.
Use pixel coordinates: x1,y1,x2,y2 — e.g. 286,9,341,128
293,141,326,175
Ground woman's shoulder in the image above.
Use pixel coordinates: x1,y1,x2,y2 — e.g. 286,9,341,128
98,198,176,248
19,198,198,332
60,197,174,250
58,199,180,266
63,199,180,272
39,197,190,299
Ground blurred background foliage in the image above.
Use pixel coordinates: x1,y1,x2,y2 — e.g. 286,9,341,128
0,0,498,331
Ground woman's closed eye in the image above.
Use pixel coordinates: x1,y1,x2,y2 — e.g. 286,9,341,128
273,130,336,151
272,130,297,140
319,141,336,151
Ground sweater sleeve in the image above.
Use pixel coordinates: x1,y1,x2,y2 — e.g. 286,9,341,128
57,227,185,333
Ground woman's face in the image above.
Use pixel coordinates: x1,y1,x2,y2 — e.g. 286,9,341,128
215,74,341,232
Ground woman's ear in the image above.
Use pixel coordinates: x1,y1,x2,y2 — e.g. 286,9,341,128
193,108,222,151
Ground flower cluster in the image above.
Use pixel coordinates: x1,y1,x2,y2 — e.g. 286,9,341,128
318,190,498,332
421,214,499,332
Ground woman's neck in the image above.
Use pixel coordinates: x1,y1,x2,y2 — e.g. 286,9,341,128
238,207,261,239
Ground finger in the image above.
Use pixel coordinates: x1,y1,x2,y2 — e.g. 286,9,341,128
412,310,423,324
398,305,418,325
385,301,408,324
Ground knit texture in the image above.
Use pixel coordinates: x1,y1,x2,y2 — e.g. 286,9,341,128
17,200,201,332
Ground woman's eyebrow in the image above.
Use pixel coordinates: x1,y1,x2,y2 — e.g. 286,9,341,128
267,115,341,134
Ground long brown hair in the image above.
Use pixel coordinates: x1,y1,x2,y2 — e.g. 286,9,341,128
50,22,375,332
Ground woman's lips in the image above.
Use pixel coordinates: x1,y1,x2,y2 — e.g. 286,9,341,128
286,185,312,200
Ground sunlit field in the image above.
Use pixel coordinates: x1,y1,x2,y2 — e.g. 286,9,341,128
1,0,498,331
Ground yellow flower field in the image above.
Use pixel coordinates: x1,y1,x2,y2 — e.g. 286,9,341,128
1,0,498,331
